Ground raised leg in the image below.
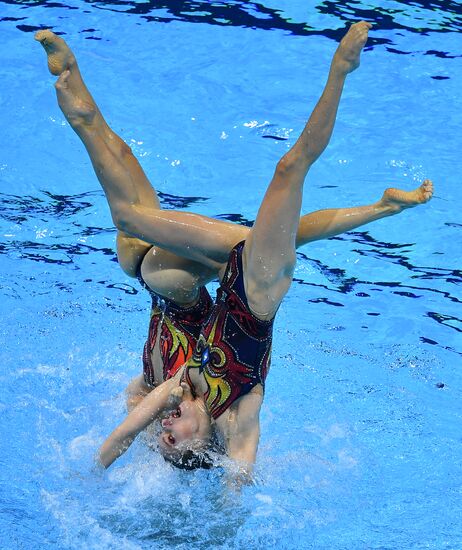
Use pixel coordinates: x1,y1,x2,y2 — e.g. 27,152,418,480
36,28,431,279
35,30,162,275
36,31,250,269
296,180,433,246
243,22,372,319
35,31,159,209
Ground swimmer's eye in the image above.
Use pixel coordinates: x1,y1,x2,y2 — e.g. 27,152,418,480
172,408,181,418
168,434,176,445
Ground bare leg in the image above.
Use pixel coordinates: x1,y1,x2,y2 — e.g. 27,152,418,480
243,22,373,319
54,74,246,267
35,31,160,210
36,28,431,276
35,30,162,275
36,31,249,268
296,180,433,246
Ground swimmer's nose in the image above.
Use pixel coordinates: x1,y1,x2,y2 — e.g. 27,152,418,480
162,417,172,428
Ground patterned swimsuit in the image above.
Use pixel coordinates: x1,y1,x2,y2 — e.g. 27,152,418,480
185,241,275,419
137,259,213,386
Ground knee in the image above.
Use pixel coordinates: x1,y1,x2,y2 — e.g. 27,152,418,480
275,152,311,178
282,252,296,279
118,140,134,159
246,269,294,319
275,153,301,176
246,251,296,298
275,154,293,176
111,202,134,233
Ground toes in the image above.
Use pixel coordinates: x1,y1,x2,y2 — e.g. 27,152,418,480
420,180,434,202
356,21,372,29
35,29,52,43
422,179,434,193
351,20,372,32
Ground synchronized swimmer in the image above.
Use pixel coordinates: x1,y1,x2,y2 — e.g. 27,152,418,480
36,21,433,478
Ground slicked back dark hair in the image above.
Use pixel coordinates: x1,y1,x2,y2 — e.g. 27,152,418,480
164,449,214,471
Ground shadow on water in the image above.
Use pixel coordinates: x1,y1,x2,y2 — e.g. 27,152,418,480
2,189,460,299
0,189,207,266
295,231,462,356
2,0,462,59
296,230,462,301
1,2,460,547
0,189,207,223
2,189,461,356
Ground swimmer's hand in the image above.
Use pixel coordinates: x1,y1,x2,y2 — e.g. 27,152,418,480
166,382,193,409
224,460,257,491
166,385,184,408
92,454,107,474
99,377,180,468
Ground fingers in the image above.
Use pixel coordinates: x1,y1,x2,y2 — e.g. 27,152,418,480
169,386,184,400
166,381,194,410
180,381,193,400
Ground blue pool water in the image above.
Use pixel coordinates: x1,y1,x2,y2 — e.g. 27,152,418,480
1,1,461,548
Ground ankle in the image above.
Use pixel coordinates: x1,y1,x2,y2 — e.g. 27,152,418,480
67,111,99,134
375,197,401,216
62,98,98,129
331,56,346,74
328,60,349,83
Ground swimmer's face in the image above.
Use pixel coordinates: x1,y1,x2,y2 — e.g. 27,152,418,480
158,400,210,456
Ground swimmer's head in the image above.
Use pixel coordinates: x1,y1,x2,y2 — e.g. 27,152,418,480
163,447,215,471
158,398,214,470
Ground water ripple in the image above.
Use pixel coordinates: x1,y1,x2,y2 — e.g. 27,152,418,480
3,0,461,58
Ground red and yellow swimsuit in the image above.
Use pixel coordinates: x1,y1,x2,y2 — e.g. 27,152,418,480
186,241,274,419
137,264,213,386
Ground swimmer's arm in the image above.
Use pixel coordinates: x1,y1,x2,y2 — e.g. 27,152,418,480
98,376,181,468
225,412,260,486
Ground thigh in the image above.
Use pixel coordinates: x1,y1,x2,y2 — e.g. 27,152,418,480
116,231,152,278
140,245,217,305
